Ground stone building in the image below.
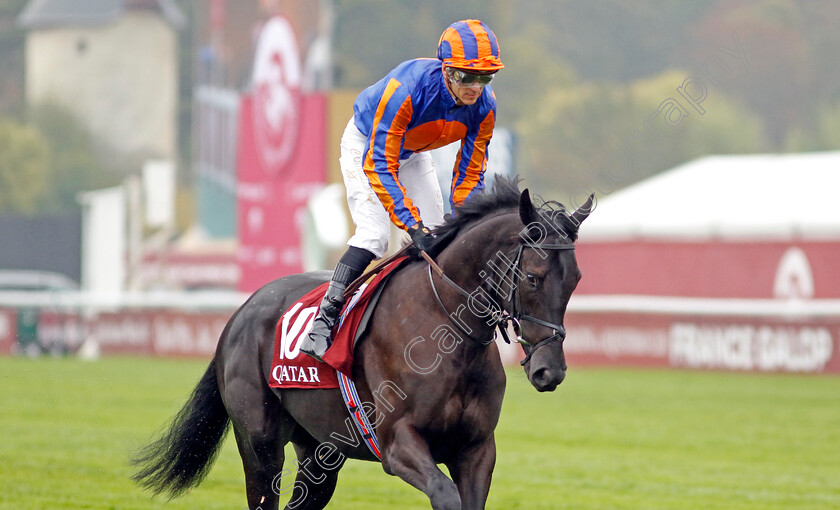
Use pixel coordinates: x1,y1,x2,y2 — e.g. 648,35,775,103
18,0,185,161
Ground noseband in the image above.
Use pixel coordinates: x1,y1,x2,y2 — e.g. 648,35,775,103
423,240,575,366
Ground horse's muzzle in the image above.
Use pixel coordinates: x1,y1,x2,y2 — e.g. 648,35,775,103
528,365,566,392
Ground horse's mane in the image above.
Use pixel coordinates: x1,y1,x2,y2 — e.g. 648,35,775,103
431,175,580,245
432,175,522,241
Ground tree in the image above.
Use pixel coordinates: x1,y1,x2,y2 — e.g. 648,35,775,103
518,70,767,200
786,100,840,152
685,0,812,148
491,21,577,124
27,102,123,213
0,117,50,214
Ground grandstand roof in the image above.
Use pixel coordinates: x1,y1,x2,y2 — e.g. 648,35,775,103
17,0,185,29
579,151,840,241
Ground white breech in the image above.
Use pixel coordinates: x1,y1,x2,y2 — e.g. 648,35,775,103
339,117,445,258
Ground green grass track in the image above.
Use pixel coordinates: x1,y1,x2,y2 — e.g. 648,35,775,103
1,357,838,509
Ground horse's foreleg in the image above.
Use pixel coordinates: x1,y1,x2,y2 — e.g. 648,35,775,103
446,434,497,510
381,420,461,510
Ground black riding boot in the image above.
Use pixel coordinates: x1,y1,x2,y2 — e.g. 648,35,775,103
300,247,375,361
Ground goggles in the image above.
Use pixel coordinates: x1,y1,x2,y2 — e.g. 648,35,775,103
447,68,495,87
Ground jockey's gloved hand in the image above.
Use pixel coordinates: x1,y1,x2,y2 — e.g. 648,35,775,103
408,221,435,252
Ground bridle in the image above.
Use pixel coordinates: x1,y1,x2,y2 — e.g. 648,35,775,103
422,239,575,366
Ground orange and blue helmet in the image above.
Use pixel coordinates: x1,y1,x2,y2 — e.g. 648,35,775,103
437,19,504,72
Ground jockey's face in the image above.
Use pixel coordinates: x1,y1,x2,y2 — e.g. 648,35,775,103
445,67,494,106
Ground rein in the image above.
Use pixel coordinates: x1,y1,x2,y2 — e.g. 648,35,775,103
420,241,575,366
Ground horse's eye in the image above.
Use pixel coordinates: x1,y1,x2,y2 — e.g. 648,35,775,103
526,273,540,288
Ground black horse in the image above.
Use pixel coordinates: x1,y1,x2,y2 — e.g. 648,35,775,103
132,177,593,509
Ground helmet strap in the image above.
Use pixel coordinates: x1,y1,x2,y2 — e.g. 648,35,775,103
442,65,464,105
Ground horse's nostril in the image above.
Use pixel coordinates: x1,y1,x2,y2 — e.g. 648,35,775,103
532,367,552,386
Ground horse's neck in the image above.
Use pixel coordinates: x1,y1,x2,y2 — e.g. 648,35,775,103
438,213,516,286
434,217,516,341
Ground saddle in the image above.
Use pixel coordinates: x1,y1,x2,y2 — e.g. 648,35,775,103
268,254,410,389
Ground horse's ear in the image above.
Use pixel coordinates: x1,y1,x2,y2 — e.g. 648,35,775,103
519,189,538,225
570,193,596,225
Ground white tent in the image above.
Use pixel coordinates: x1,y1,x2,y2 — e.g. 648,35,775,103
579,151,840,241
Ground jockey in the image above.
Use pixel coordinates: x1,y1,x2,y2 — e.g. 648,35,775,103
300,19,504,361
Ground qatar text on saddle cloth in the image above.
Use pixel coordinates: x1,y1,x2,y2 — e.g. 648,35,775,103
269,257,408,389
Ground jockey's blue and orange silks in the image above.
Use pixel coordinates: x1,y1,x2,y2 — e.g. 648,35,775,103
351,58,497,230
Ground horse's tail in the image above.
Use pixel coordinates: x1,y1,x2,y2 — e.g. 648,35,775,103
131,358,230,498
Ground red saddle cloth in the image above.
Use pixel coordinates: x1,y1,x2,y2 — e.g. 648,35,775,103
269,257,408,389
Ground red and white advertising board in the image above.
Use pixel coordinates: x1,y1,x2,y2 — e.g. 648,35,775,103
564,239,840,373
575,240,840,299
141,251,239,290
565,307,840,374
237,16,327,293
91,309,232,357
0,308,15,355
